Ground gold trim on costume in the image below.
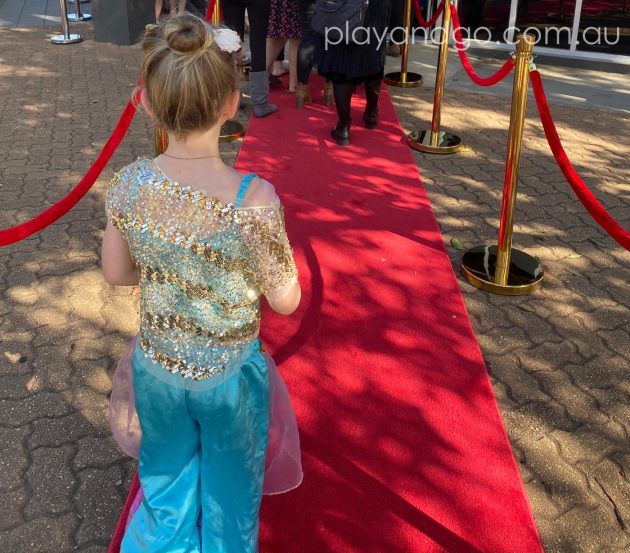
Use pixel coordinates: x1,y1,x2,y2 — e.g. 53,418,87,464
139,336,227,380
138,266,253,312
144,311,259,342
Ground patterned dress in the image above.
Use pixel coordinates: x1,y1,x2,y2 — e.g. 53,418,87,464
268,0,302,39
106,158,302,553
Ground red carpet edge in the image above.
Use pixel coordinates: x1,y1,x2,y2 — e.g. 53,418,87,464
235,78,544,553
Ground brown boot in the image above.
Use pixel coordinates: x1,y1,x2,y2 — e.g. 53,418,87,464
296,84,312,109
323,81,334,107
386,43,402,57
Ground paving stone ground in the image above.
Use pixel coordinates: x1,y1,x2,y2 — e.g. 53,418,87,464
390,80,630,552
0,25,628,553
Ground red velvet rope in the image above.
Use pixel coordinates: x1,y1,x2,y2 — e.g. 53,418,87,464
0,87,141,247
413,0,444,28
450,4,515,86
205,0,217,22
530,70,629,251
106,470,140,553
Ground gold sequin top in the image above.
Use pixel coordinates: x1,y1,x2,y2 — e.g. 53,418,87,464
105,158,298,381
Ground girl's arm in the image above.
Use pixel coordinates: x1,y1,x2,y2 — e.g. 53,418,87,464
238,178,301,316
266,281,301,315
101,222,139,286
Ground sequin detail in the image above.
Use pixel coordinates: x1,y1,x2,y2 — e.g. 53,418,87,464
139,337,226,380
144,311,259,342
138,265,251,312
105,159,298,380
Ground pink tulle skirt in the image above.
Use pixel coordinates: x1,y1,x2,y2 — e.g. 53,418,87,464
108,335,303,497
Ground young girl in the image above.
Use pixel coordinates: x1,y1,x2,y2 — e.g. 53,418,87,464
102,14,302,552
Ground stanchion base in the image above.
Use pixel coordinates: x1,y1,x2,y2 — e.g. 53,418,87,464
460,245,544,295
408,130,463,154
51,34,83,45
384,71,423,88
220,120,244,143
67,13,92,22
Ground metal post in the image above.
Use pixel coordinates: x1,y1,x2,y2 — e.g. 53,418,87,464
460,34,544,296
155,128,169,156
494,34,535,285
212,0,221,25
407,0,461,153
68,0,92,22
51,0,83,44
384,0,422,88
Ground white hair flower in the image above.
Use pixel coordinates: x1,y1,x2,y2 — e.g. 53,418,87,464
213,27,241,54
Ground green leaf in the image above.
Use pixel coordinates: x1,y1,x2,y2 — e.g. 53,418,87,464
450,238,464,250
568,253,582,259
518,304,536,313
567,269,585,278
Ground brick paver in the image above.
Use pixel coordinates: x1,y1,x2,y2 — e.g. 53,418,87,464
391,83,630,551
0,24,628,553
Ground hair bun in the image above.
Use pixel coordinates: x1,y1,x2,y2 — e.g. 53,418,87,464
163,14,210,54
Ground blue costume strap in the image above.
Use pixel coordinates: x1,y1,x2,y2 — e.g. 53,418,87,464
235,173,257,208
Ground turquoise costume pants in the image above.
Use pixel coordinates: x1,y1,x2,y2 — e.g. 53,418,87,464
121,342,270,553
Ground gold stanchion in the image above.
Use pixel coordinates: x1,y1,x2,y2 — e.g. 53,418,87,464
384,0,422,87
220,120,245,143
212,0,220,24
154,127,168,156
212,0,245,143
408,0,461,154
460,34,544,295
240,63,250,81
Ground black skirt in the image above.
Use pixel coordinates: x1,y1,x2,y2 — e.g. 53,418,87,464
315,0,392,84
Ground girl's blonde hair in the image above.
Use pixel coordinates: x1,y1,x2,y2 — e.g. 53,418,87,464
142,14,239,137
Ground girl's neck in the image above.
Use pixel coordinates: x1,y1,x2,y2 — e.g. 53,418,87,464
163,126,221,160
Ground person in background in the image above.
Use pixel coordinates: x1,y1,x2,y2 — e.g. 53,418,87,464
270,51,287,86
223,0,278,116
294,0,333,108
316,0,392,145
386,0,404,57
265,0,302,93
155,0,187,23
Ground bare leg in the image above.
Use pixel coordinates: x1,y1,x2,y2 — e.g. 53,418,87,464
272,60,286,76
177,0,186,14
287,38,299,92
155,0,163,23
266,38,287,72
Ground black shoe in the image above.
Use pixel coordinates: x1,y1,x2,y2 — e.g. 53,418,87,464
363,109,378,129
331,120,351,146
269,74,283,87
363,80,381,129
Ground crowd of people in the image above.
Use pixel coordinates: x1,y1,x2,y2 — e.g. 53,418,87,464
155,0,406,145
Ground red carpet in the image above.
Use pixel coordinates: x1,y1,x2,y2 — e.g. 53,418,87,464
237,79,544,553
